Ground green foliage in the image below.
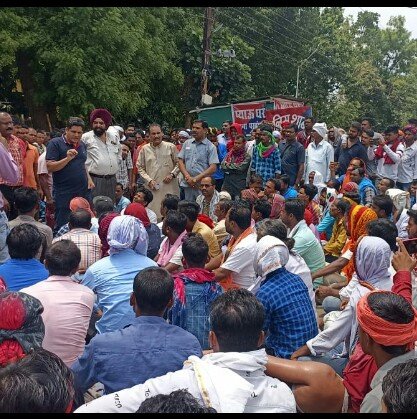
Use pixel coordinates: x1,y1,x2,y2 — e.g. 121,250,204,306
0,7,416,129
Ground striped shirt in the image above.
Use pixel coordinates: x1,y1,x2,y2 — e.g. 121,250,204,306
53,228,101,272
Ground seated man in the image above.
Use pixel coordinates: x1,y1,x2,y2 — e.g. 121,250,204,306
132,187,157,224
196,176,220,222
323,198,349,263
81,215,157,334
280,199,325,288
71,267,202,396
0,224,48,291
136,389,217,413
211,201,257,290
8,186,53,259
0,348,79,413
169,234,223,349
21,240,95,367
52,208,101,278
381,358,417,413
75,289,297,413
213,199,233,248
252,199,272,229
178,201,221,259
156,210,188,273
255,235,318,358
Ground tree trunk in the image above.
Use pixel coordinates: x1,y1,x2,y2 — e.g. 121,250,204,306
15,51,50,130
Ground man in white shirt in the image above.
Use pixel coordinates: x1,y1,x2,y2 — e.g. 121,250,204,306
368,125,405,183
82,108,120,199
212,201,257,289
304,122,334,182
74,289,296,413
397,124,417,191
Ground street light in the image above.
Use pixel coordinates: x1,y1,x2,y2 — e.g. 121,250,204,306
295,42,322,98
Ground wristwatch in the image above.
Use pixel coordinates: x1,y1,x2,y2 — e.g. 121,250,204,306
170,172,176,178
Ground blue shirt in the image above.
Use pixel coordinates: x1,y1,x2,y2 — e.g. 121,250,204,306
71,316,202,395
169,278,223,350
337,141,368,176
114,196,131,213
279,140,305,186
46,136,88,195
282,186,298,200
82,249,157,334
256,267,318,359
178,138,219,187
0,259,49,291
251,146,281,186
317,210,335,241
213,143,227,180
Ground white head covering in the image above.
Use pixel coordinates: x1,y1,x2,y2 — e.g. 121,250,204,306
355,236,391,286
272,130,281,139
107,215,148,256
178,130,190,139
312,122,328,139
219,191,232,201
254,235,288,279
385,188,410,212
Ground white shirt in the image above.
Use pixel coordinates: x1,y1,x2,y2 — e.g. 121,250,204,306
304,139,334,182
221,232,257,289
121,207,157,224
286,252,316,313
397,141,417,183
368,142,405,181
146,208,158,224
74,350,296,413
82,130,120,176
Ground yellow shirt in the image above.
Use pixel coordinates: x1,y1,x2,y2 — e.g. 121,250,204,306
323,218,347,257
192,219,221,258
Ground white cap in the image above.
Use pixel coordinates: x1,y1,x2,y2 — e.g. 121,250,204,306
272,130,281,138
178,130,190,138
312,122,328,139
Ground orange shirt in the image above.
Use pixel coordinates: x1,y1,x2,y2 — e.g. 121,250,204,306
23,143,39,189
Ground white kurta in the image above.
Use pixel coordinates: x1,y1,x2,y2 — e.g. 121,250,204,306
137,141,180,220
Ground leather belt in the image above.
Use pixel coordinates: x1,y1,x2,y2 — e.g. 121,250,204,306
90,173,116,179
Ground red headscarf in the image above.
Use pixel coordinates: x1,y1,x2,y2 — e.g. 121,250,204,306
69,197,95,218
197,213,214,229
0,292,45,367
98,212,119,257
124,203,150,227
357,291,417,349
226,123,243,151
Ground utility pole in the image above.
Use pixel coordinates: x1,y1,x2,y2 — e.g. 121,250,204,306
201,7,214,106
295,42,322,98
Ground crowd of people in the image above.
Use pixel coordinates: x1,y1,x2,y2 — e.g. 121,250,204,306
0,108,417,413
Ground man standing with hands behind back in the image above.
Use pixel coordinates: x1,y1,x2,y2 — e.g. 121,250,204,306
178,120,218,201
46,117,94,232
137,123,180,221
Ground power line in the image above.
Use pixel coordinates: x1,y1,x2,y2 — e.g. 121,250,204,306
225,7,343,75
215,8,333,84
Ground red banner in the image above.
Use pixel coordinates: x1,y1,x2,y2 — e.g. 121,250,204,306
273,98,305,109
265,106,312,130
231,102,265,135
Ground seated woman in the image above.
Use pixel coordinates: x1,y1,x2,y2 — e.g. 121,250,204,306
291,236,393,377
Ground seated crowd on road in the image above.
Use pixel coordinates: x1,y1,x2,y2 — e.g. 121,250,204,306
1,109,417,413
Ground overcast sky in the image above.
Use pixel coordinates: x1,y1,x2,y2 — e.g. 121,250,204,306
343,7,417,39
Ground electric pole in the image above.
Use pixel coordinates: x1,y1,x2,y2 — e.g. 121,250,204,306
201,7,214,106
